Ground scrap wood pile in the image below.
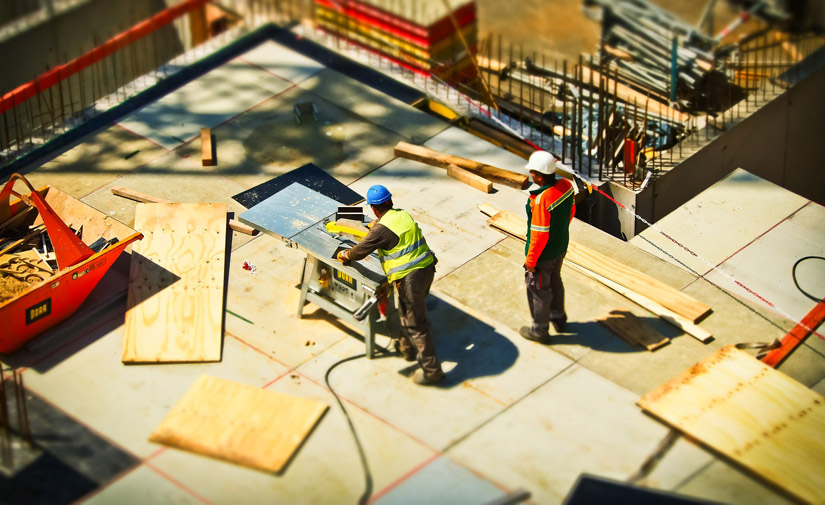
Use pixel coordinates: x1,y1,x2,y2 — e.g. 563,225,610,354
0,208,53,304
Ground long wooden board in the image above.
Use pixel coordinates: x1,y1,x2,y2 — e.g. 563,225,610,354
123,203,227,363
149,375,328,473
597,308,669,351
447,164,492,193
478,204,711,324
394,141,530,189
111,186,257,236
639,345,825,504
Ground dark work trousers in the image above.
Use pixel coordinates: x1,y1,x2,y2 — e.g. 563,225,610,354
395,263,443,377
525,253,567,337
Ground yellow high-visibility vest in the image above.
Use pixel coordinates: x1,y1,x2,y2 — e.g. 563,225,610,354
377,209,434,282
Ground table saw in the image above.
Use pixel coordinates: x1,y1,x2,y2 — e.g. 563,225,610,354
239,182,399,358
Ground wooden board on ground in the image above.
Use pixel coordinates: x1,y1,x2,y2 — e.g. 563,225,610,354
394,141,530,189
447,164,492,193
111,186,256,236
201,128,214,167
123,203,227,363
478,204,711,324
149,375,328,473
597,308,669,351
638,345,825,504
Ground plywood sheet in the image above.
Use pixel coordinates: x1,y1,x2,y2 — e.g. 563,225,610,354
231,163,363,209
638,345,825,504
149,375,327,473
123,203,227,363
597,309,669,351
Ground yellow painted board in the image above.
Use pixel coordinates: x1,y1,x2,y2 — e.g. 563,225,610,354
639,345,825,504
123,203,227,363
149,375,328,473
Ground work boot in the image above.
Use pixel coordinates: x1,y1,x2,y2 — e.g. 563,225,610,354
393,339,417,362
412,369,445,386
518,326,549,344
551,319,567,334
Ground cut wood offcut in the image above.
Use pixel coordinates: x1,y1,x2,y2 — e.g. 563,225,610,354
597,308,669,351
639,345,825,504
446,164,492,193
150,375,328,473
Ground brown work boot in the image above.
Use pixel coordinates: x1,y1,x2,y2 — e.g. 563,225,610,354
551,319,567,333
393,339,417,362
412,369,445,386
519,326,549,344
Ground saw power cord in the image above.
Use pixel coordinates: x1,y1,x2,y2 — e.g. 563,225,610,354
461,98,825,341
792,256,825,303
323,338,393,505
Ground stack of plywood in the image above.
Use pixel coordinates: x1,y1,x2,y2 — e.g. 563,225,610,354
314,0,478,84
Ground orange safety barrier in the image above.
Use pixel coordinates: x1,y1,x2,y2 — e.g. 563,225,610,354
0,0,211,116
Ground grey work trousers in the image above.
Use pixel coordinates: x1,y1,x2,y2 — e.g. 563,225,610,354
395,263,442,377
525,253,567,337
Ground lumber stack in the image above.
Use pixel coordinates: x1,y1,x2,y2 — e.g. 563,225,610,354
314,0,479,83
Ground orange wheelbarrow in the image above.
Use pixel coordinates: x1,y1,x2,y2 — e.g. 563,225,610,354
0,174,143,354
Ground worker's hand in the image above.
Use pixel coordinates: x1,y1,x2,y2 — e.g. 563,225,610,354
367,219,377,229
524,264,535,273
336,250,349,263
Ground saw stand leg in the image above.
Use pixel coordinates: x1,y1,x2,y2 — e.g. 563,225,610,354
297,256,314,318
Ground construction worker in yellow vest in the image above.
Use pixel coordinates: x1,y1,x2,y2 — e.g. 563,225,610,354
336,185,445,385
520,151,576,344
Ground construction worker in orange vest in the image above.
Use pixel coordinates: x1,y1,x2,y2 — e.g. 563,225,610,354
336,185,445,386
519,151,576,344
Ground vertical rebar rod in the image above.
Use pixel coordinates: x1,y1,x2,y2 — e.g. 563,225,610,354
518,43,524,137
56,66,67,133
596,59,604,179
540,52,546,148
577,56,584,174
562,60,568,162
587,55,594,178
11,92,23,155
45,71,59,138
497,34,502,105
1,94,10,152
26,90,36,147
34,77,48,141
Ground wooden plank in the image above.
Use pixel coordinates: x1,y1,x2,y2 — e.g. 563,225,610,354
761,298,825,368
394,141,530,189
597,308,669,351
149,375,327,473
568,262,713,343
122,203,227,363
638,345,825,504
566,241,711,323
201,128,214,167
111,187,257,236
446,164,493,193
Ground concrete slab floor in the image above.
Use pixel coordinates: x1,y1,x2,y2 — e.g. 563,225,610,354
172,84,405,189
118,57,293,150
239,40,325,86
630,168,809,277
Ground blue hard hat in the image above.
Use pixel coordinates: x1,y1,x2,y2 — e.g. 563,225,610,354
366,185,392,205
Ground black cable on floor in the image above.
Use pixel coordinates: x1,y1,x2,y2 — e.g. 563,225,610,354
792,256,825,303
324,353,373,505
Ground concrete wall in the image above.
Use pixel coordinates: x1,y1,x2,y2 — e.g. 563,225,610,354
0,0,173,94
634,64,825,235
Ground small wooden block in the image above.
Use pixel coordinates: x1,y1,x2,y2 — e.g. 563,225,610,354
149,375,328,473
201,128,214,167
597,308,669,351
447,164,493,193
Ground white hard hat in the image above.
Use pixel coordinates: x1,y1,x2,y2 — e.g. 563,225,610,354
525,151,557,175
